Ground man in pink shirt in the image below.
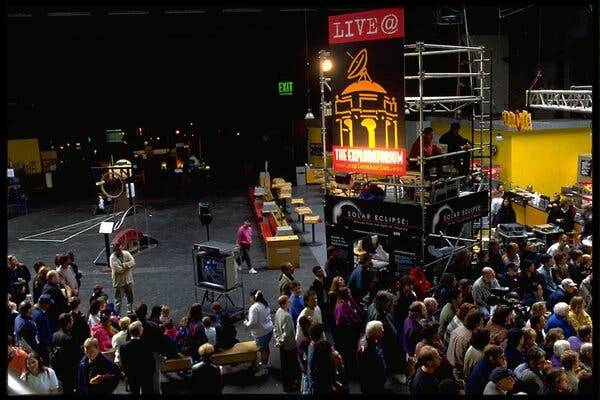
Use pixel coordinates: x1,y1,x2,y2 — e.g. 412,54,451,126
237,218,257,274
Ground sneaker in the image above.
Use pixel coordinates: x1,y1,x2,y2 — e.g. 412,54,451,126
249,268,258,274
254,366,268,377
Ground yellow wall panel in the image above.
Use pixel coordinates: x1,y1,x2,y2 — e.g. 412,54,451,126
7,139,41,174
506,128,590,196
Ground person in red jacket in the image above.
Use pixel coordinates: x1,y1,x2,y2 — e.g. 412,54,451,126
409,259,432,300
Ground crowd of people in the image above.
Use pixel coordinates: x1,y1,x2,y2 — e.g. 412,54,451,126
7,221,595,395
7,247,240,395
251,231,594,395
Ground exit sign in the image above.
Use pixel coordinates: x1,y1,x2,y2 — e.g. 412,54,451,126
278,81,293,96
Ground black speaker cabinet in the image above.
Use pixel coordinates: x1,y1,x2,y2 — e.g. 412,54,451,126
199,202,213,225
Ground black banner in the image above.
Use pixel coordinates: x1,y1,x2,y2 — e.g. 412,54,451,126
324,195,422,232
425,191,489,233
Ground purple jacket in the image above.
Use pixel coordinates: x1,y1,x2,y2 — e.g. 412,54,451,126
401,316,424,357
334,299,363,327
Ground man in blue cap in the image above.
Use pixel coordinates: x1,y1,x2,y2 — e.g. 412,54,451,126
33,294,54,365
483,366,516,395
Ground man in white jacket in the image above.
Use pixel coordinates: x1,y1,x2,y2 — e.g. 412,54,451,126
274,295,300,392
110,243,135,315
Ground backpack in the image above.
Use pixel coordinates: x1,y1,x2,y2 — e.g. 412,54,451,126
180,321,206,359
49,346,65,378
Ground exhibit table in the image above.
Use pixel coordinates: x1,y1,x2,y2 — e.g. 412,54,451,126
294,206,313,232
303,215,321,246
265,235,300,269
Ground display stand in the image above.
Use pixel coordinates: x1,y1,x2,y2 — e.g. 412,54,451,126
194,283,245,321
192,241,244,319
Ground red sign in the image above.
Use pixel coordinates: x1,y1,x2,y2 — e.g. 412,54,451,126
328,7,404,44
333,146,406,176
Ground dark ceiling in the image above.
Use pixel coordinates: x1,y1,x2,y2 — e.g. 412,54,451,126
6,5,595,144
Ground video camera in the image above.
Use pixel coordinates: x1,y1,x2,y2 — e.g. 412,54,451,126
489,287,530,328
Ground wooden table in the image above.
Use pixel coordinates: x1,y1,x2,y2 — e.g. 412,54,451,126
294,206,313,232
291,198,305,207
303,215,321,245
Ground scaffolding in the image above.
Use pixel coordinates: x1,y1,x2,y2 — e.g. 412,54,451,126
402,41,493,271
323,41,493,280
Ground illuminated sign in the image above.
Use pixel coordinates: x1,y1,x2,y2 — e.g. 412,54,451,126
502,110,532,131
329,8,406,176
106,129,125,143
333,145,406,175
329,7,404,44
278,81,294,96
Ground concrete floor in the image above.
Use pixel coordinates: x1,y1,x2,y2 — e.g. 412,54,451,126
7,183,408,394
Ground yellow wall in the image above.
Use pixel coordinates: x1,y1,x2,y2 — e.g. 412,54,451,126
429,120,591,198
492,127,591,196
8,139,41,174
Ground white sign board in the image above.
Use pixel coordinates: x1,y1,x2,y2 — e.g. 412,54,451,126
99,221,115,234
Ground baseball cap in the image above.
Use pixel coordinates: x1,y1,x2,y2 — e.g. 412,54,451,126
38,294,54,305
451,122,461,129
490,367,516,383
561,278,577,288
507,262,519,271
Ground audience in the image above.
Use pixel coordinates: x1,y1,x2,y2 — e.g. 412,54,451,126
5,238,594,396
190,343,224,394
20,352,59,394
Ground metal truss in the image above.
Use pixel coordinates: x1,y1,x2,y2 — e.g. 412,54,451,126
526,89,592,114
405,95,482,114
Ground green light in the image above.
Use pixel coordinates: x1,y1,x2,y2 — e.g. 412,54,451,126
278,81,293,96
87,136,92,143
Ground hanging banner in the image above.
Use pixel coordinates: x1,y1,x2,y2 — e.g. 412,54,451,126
324,194,423,270
324,195,422,232
425,191,489,233
329,8,404,44
328,7,406,176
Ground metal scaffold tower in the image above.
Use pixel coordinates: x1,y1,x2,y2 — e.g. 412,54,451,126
403,40,493,271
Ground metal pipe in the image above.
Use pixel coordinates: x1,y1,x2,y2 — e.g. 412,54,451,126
405,72,489,79
405,48,479,57
404,43,484,51
319,51,328,193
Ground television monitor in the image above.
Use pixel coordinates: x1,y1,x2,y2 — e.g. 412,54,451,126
193,252,238,291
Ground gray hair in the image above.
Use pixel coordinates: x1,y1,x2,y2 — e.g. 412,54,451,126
553,302,569,317
580,342,593,354
129,320,144,337
553,339,571,358
423,297,438,311
365,320,384,338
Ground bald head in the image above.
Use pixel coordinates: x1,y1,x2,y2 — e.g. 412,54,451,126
482,267,495,282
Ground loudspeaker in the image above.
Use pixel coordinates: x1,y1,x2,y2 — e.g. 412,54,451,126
199,202,213,226
335,172,352,185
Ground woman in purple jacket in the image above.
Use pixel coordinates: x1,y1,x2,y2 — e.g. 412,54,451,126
333,287,365,379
